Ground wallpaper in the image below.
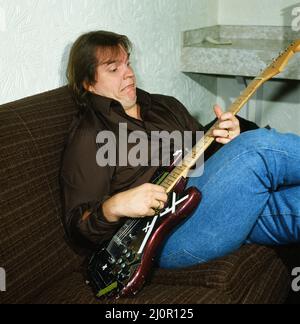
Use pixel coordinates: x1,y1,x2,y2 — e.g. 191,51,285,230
0,0,218,124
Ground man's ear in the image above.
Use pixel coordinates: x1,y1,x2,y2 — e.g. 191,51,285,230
83,80,94,93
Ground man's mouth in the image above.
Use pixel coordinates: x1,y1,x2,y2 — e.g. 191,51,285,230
122,84,135,92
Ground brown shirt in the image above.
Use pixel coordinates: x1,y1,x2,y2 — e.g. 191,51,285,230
60,88,259,252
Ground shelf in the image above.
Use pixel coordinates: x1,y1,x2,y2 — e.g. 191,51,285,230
181,25,300,80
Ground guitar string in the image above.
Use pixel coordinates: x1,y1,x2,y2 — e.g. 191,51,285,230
113,221,138,243
118,209,160,242
117,219,141,241
107,220,139,251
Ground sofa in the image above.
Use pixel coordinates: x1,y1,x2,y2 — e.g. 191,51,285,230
0,86,298,304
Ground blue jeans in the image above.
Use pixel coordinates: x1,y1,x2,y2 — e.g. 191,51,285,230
158,128,300,269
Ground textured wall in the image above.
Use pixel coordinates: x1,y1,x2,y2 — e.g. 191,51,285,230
219,0,300,26
0,0,218,122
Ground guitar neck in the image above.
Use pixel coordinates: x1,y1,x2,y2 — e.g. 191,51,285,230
159,78,264,193
160,40,300,194
205,77,265,136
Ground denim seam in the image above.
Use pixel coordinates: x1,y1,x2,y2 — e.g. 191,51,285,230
182,249,207,264
160,249,207,266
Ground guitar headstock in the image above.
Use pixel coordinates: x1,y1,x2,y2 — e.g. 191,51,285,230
259,39,300,81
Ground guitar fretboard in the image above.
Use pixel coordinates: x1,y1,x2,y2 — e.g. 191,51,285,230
160,40,300,194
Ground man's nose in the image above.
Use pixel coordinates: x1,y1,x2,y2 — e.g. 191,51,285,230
123,64,135,79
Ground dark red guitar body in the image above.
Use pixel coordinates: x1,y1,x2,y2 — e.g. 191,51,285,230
87,157,202,299
120,185,201,297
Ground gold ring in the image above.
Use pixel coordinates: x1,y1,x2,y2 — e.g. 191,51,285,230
227,130,234,138
155,200,162,210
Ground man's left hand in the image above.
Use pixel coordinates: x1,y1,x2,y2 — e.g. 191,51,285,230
212,105,241,145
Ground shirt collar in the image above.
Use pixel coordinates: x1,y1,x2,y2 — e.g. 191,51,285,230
88,88,152,116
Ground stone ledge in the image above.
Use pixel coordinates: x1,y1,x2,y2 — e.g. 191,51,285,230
181,25,300,80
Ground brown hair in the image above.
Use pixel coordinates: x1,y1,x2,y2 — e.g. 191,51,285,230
66,30,132,108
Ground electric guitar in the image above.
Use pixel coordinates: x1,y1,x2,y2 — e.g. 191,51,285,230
87,40,300,299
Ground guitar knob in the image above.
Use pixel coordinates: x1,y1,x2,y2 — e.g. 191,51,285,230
120,272,130,281
126,251,136,262
109,257,116,265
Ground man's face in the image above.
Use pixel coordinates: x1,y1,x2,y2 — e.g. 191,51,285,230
88,46,137,110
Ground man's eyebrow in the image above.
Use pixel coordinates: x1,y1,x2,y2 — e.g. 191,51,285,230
101,59,118,66
100,53,131,66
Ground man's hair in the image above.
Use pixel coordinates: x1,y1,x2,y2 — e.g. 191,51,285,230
66,30,132,108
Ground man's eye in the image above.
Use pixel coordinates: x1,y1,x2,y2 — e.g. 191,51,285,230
109,68,118,72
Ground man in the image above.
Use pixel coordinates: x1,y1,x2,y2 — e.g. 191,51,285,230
61,31,300,269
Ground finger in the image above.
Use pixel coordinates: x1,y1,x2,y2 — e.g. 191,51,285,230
151,199,165,211
157,201,165,210
218,120,234,130
154,200,161,209
149,184,166,194
154,192,169,203
213,129,230,138
216,137,231,145
219,112,235,121
214,105,223,119
145,209,157,217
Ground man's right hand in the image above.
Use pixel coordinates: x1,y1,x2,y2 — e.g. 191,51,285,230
102,183,169,223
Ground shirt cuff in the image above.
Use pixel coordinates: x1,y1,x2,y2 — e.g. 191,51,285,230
93,197,121,226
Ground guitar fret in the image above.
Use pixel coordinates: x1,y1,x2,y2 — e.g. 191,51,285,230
204,137,214,146
162,179,174,187
168,175,177,181
183,158,193,166
176,166,186,173
172,168,182,177
161,183,169,191
163,179,173,186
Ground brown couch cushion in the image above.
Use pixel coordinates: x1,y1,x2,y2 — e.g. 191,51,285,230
152,245,278,289
151,245,290,304
33,246,288,304
31,244,289,304
33,272,230,304
0,87,83,304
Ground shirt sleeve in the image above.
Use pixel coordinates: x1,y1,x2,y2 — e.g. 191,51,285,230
61,126,121,251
